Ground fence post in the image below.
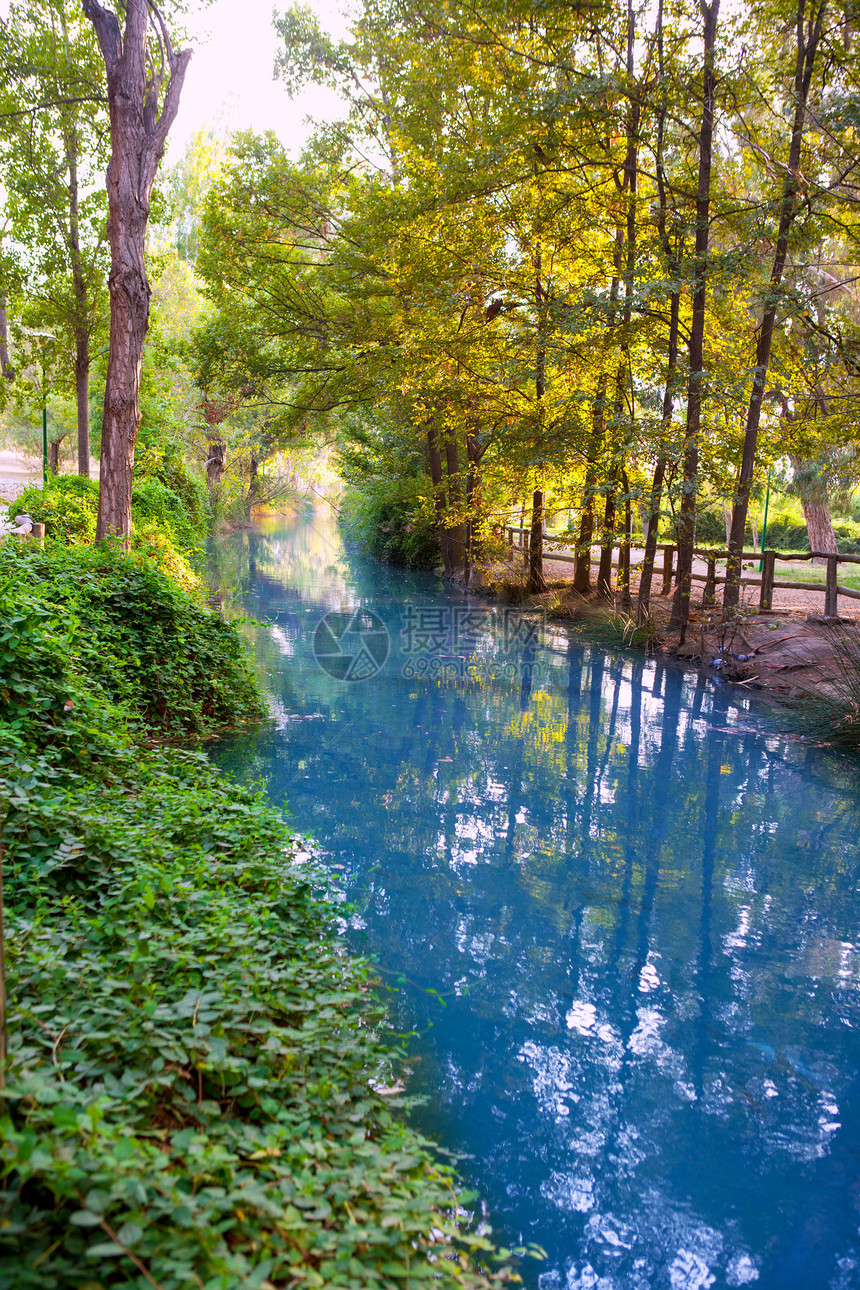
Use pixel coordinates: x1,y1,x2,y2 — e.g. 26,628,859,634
660,544,674,596
759,550,775,611
826,555,838,617
703,557,716,608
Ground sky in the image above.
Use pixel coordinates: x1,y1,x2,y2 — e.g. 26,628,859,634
167,0,352,163
0,0,352,163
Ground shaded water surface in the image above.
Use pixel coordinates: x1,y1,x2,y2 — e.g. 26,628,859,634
212,515,860,1290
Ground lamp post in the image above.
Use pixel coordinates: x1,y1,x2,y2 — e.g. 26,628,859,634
759,469,772,573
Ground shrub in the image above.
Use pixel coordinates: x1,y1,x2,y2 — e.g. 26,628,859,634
0,542,265,740
340,478,440,570
0,744,511,1290
14,472,207,567
14,473,100,542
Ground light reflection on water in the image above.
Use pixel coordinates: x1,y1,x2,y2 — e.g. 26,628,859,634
211,513,860,1290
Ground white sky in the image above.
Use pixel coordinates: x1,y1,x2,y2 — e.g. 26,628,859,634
167,0,352,162
0,0,352,163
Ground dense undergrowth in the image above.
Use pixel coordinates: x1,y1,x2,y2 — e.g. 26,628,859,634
14,470,208,590
339,479,440,571
0,537,513,1288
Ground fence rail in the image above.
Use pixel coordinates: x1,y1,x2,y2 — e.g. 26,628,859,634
503,526,859,616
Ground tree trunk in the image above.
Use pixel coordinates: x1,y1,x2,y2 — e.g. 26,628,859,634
443,433,465,570
527,488,547,594
573,376,607,593
671,0,720,636
619,467,633,612
83,0,191,544
246,455,259,518
802,500,837,560
597,486,616,598
464,423,482,579
206,439,227,490
791,453,837,561
0,296,12,382
724,0,827,610
48,438,62,474
75,332,90,477
638,0,681,621
65,122,92,479
426,423,451,572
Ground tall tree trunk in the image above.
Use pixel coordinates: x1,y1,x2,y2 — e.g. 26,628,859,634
573,378,607,593
527,488,547,594
426,423,452,572
246,455,259,518
83,0,190,543
597,485,616,598
671,0,720,636
464,423,482,580
596,0,638,607
527,249,548,594
75,331,90,477
724,0,827,610
65,123,92,479
573,218,623,596
443,433,466,570
638,0,681,620
0,296,12,382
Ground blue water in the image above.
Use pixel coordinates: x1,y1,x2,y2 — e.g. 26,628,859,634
211,514,860,1290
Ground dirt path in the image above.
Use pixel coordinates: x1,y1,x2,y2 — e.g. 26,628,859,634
0,449,42,503
0,449,100,507
532,550,860,621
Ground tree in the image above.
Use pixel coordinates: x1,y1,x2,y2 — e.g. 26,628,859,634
0,0,110,475
669,0,720,635
724,0,831,608
81,0,191,543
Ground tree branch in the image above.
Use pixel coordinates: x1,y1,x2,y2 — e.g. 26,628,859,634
80,0,122,72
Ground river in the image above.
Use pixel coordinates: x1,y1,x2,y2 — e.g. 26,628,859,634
211,513,860,1290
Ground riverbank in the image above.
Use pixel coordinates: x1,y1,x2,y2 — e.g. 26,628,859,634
445,556,860,709
0,539,512,1288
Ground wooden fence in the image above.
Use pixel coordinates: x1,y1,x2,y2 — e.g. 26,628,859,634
503,526,860,616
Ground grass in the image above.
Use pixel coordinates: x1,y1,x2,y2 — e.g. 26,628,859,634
792,625,860,750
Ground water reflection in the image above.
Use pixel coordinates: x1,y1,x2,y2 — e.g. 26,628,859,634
212,514,860,1290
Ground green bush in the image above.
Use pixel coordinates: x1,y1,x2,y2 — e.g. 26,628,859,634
0,543,265,740
131,476,203,558
14,473,100,542
0,747,510,1290
13,472,207,566
340,478,440,570
134,439,210,540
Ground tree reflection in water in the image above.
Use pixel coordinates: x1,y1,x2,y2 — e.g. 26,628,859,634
212,515,860,1290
